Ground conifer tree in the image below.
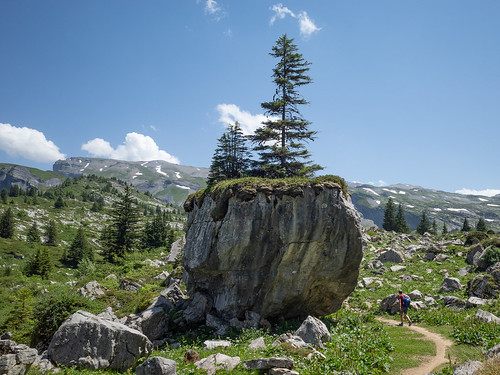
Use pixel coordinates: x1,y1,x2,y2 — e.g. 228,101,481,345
382,198,396,231
416,211,431,235
250,34,322,178
476,217,487,232
1,188,7,204
26,247,51,279
431,219,438,235
45,219,58,246
68,226,93,266
54,196,65,209
442,222,448,235
395,204,410,233
26,222,41,243
142,212,171,249
0,208,15,239
461,218,472,232
208,122,251,186
103,185,141,260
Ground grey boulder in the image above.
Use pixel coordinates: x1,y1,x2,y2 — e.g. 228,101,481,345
0,340,38,375
439,277,463,293
136,357,176,375
48,310,152,371
475,309,500,324
294,316,331,348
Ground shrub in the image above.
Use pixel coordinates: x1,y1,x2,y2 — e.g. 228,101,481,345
481,247,500,269
465,231,489,246
31,291,93,350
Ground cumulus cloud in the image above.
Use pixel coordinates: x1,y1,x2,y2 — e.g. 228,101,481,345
82,132,180,164
199,0,225,21
456,188,500,197
0,123,65,162
270,3,321,38
216,103,276,135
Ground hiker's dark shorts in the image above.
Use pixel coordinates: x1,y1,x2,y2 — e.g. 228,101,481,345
401,306,409,314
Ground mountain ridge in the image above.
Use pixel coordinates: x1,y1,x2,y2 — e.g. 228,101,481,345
0,158,498,232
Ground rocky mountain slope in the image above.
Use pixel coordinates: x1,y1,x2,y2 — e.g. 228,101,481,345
349,182,500,233
53,157,209,205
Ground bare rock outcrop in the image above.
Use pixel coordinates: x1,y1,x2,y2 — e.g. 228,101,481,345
182,178,363,321
0,339,38,375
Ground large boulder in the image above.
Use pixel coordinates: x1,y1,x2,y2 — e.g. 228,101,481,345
466,244,485,267
468,269,500,299
0,340,38,375
136,357,176,375
475,309,500,324
182,179,363,321
294,316,331,348
439,277,463,293
48,310,152,371
126,296,173,342
380,294,400,315
377,249,405,264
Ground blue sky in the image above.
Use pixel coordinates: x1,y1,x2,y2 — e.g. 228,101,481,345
1,1,499,195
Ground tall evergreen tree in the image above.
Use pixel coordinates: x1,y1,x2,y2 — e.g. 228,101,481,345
250,34,322,178
442,222,448,235
416,211,431,235
461,218,472,232
476,217,487,232
26,222,41,243
103,185,141,261
382,198,396,231
0,208,15,239
68,227,93,266
27,247,51,279
45,219,58,246
431,219,438,235
142,212,171,250
395,204,410,233
54,196,65,209
207,122,251,186
1,188,7,204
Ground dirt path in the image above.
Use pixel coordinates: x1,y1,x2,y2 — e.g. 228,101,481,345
377,317,453,375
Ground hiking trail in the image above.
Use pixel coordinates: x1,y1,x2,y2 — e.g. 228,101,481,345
377,317,453,375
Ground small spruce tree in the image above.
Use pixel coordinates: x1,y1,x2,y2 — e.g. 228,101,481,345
1,188,8,204
54,196,65,209
45,219,59,247
461,218,472,232
68,226,93,267
442,222,448,235
26,222,41,243
0,208,15,239
382,198,396,232
395,204,410,233
476,217,487,232
417,211,431,235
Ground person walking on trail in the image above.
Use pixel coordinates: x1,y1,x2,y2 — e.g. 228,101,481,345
398,289,412,326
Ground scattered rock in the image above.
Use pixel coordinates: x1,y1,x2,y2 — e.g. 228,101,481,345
466,244,485,267
48,310,152,371
154,271,170,280
78,281,106,300
119,279,142,292
435,254,450,262
136,357,176,375
408,290,423,300
195,354,240,375
269,369,299,375
466,297,488,308
380,294,400,315
443,296,466,309
468,270,500,299
377,249,405,264
0,339,38,375
486,343,500,359
475,309,500,324
458,266,472,277
410,301,427,311
248,337,267,351
423,252,436,261
424,296,437,306
439,277,463,293
203,340,231,350
390,265,406,272
243,357,294,371
294,316,331,348
127,296,173,343
453,360,482,375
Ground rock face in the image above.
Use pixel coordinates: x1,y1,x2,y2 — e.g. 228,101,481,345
0,340,38,375
182,180,363,321
48,310,152,371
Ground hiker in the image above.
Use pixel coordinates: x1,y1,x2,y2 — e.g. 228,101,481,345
398,289,412,326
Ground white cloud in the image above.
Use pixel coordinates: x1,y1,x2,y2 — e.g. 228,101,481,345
456,188,500,197
199,0,225,21
298,11,321,38
270,3,321,38
270,3,295,25
82,132,180,164
216,103,276,135
0,123,66,162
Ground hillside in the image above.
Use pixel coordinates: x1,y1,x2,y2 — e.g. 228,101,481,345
53,157,209,205
349,182,500,233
